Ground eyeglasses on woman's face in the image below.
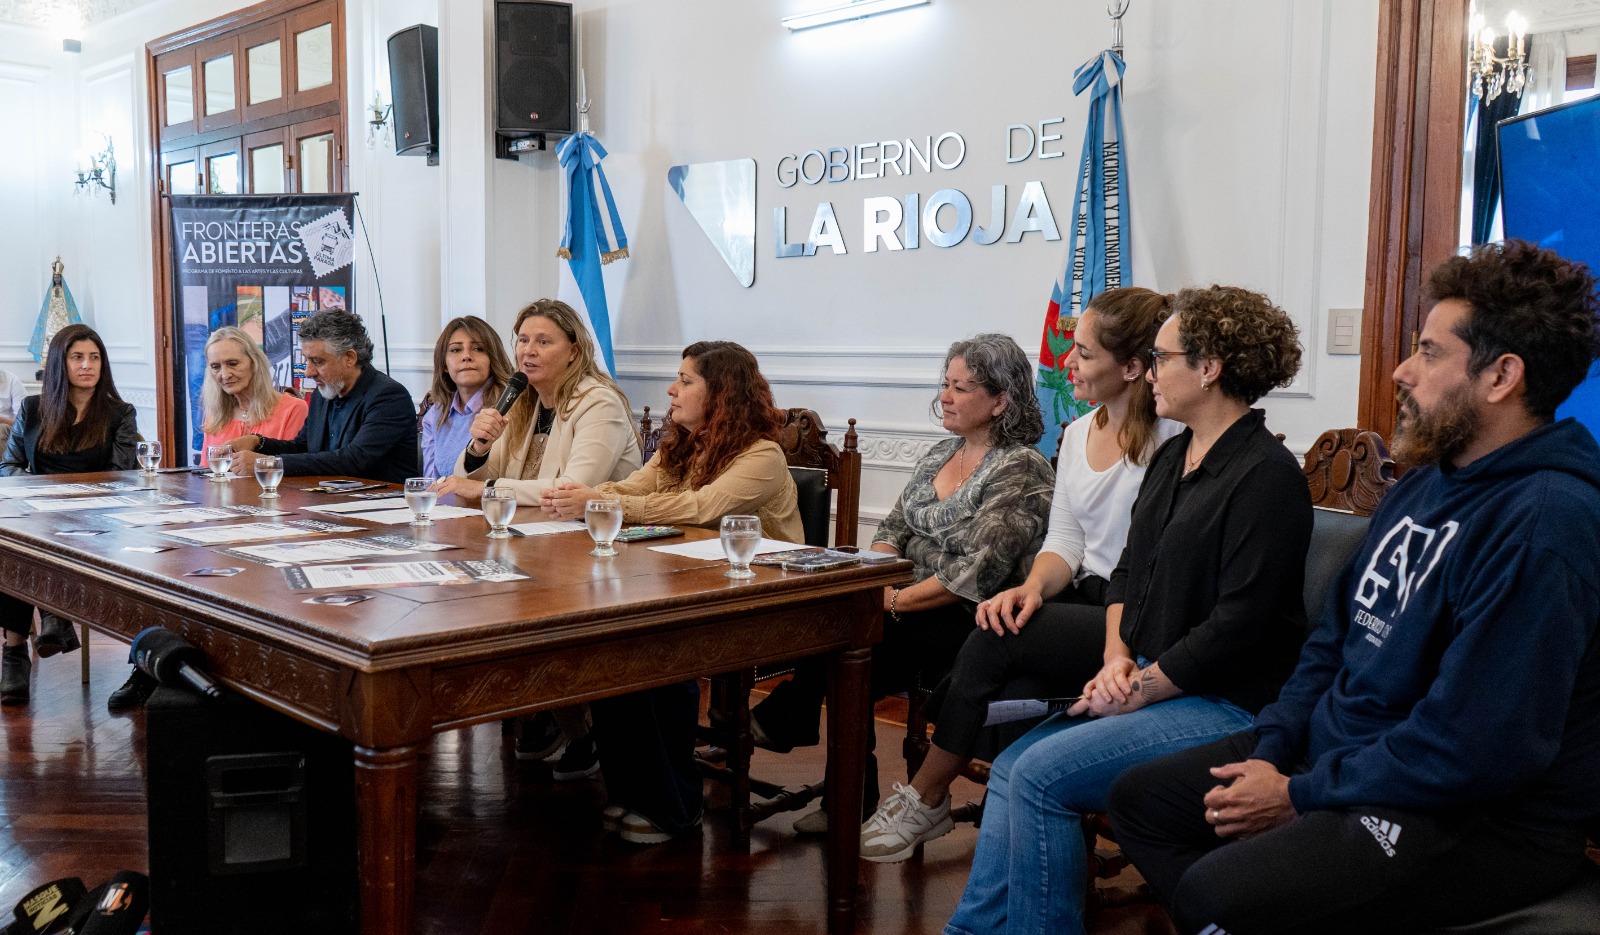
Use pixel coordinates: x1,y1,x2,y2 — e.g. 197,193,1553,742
1146,348,1187,373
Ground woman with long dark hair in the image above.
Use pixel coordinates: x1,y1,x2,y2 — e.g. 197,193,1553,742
0,324,138,706
546,341,804,843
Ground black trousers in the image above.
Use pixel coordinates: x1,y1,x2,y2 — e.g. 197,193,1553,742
926,577,1107,760
751,602,975,809
2,592,31,637
590,680,703,834
1108,731,1591,935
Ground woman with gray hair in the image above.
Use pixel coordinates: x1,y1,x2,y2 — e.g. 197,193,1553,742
750,332,1056,833
199,326,308,465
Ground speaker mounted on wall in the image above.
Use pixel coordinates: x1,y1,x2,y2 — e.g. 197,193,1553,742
388,24,440,165
494,0,575,160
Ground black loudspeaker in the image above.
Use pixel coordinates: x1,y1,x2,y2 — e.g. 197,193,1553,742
388,24,440,163
494,0,574,155
145,687,357,935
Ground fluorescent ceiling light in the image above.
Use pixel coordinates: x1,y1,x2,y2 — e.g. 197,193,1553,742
782,0,930,31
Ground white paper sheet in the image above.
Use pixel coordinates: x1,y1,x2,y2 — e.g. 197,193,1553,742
508,521,587,537
162,522,322,545
109,507,291,526
0,482,116,499
340,505,482,525
646,538,807,561
26,494,191,512
301,498,410,514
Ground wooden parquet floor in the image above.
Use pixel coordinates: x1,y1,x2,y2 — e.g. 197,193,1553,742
0,636,1169,935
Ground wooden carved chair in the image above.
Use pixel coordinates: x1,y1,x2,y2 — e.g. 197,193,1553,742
637,406,665,463
695,407,861,846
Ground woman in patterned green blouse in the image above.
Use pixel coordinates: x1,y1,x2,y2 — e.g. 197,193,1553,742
750,333,1056,833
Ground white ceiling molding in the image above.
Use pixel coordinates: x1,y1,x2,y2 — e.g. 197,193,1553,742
0,0,152,29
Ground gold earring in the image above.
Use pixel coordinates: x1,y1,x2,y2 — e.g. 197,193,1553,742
1201,378,1211,391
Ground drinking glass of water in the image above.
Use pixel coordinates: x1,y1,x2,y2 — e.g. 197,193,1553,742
254,456,284,499
585,498,624,557
405,477,438,527
483,485,517,539
136,440,162,476
206,444,233,481
720,515,761,579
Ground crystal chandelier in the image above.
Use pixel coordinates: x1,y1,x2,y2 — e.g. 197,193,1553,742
1468,9,1530,102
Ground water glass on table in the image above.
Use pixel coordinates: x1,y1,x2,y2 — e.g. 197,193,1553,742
136,440,162,477
585,498,624,557
483,486,517,539
206,444,233,481
720,515,761,579
254,455,284,499
405,477,438,527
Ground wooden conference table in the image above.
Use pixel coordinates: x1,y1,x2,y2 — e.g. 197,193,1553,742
0,470,909,934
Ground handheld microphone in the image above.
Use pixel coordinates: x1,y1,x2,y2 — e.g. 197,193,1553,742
477,371,529,446
3,878,86,935
61,872,147,935
129,627,223,701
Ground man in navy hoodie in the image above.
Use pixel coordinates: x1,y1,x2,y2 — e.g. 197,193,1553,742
1108,240,1600,934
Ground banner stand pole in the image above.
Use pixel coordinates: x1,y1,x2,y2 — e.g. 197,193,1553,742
352,195,391,374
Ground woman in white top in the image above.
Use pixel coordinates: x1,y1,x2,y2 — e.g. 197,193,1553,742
857,287,1181,862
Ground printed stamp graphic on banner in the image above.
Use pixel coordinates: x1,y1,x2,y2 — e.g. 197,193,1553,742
299,209,356,278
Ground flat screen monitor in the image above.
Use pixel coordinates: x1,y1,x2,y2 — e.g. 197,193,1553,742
1498,94,1600,440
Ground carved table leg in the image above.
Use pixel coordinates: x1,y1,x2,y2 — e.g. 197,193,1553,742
354,743,420,935
825,645,871,935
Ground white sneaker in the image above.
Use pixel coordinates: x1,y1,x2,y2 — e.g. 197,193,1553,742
859,782,953,863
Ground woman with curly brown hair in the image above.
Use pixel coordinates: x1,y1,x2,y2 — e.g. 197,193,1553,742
945,286,1314,935
545,341,802,843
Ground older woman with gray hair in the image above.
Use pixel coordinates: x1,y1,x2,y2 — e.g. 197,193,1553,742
750,332,1056,834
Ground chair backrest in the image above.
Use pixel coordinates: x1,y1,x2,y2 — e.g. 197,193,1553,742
1304,508,1370,626
1303,428,1396,515
638,406,665,463
1299,427,1397,629
778,408,861,548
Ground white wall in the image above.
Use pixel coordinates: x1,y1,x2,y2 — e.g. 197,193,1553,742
0,0,1380,534
573,0,1380,529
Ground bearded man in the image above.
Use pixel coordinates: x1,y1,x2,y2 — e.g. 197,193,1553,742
1107,240,1600,935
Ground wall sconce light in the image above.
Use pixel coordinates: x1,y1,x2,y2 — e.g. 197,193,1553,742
74,135,116,204
1468,8,1530,102
782,0,931,31
365,91,393,150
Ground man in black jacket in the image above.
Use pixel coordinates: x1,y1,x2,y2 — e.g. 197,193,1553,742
229,309,417,485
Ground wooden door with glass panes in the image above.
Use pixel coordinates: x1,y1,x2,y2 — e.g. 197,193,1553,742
146,0,346,461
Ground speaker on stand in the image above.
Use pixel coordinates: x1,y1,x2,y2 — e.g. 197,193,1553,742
494,0,575,160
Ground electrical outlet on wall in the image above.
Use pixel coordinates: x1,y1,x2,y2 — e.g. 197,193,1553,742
1327,308,1361,355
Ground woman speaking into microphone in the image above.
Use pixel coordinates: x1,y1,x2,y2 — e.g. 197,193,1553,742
434,299,641,503
432,299,642,779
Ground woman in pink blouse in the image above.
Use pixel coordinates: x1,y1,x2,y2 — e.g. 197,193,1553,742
200,326,308,465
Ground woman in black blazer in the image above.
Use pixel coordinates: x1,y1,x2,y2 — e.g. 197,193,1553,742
0,325,137,707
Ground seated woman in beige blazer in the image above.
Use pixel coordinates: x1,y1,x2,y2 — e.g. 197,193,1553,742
433,298,642,780
435,298,642,505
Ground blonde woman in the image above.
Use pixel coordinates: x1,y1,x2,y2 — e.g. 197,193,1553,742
200,326,308,464
433,299,642,779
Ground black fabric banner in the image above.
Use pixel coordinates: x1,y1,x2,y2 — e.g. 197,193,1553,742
167,194,357,463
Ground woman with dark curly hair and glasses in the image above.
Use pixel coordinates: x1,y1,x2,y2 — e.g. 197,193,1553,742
749,333,1056,837
944,286,1313,935
545,341,803,844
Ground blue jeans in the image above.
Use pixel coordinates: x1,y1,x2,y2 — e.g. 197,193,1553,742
944,695,1254,935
